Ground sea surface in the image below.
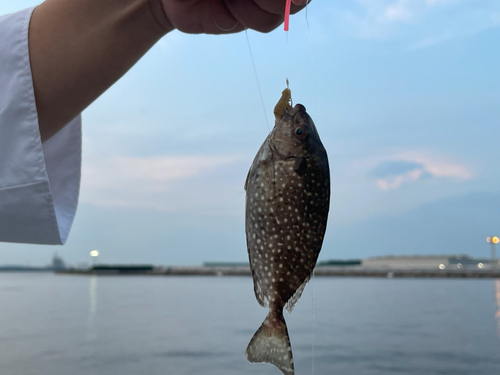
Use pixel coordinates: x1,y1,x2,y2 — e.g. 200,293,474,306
1,273,499,375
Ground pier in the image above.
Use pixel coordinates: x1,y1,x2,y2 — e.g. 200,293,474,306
55,265,500,278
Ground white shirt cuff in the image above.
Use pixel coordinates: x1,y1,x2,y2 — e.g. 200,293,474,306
0,7,81,245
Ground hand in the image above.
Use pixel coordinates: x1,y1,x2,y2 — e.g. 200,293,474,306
154,0,310,34
32,0,310,141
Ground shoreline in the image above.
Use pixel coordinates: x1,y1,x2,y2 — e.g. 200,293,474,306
54,266,500,278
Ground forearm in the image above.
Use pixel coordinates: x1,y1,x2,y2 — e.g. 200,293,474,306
29,0,172,142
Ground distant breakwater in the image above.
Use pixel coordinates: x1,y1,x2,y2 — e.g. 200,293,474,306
55,266,500,278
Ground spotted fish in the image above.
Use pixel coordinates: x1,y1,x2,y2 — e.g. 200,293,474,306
244,87,330,375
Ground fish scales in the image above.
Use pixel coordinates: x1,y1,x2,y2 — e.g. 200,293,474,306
244,88,330,375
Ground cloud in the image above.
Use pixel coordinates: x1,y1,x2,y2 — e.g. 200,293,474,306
329,0,500,48
371,151,472,190
407,32,452,50
384,0,459,22
370,160,424,178
384,0,417,22
80,154,246,214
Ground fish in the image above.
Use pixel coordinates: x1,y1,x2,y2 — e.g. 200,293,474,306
244,87,330,375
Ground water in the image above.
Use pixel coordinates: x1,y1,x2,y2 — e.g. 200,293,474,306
1,273,499,375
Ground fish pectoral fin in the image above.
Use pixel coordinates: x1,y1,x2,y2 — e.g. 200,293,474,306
244,167,252,191
293,157,307,175
246,311,294,375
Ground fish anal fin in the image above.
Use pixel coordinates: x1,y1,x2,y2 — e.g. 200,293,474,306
246,310,294,375
253,278,269,308
285,276,310,314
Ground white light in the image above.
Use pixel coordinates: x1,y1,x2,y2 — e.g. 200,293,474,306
478,263,484,269
90,250,99,257
439,263,446,270
456,263,463,269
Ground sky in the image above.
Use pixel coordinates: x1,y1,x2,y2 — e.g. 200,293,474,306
0,0,499,267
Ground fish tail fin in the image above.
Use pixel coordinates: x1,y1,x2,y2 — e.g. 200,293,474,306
245,309,294,375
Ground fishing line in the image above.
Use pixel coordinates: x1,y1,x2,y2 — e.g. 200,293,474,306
284,0,292,98
246,5,321,373
245,29,270,130
311,268,316,375
300,3,321,373
305,0,310,32
304,0,320,115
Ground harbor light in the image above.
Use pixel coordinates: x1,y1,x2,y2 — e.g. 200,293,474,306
487,236,500,244
90,250,99,266
487,236,499,268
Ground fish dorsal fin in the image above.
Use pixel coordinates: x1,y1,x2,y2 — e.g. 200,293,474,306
273,88,291,120
285,275,310,314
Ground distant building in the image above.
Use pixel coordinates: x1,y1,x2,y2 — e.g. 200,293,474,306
447,255,493,269
52,253,66,270
361,255,493,270
203,262,250,267
317,259,361,266
362,255,452,269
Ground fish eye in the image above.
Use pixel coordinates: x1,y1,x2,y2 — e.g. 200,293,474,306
294,126,308,139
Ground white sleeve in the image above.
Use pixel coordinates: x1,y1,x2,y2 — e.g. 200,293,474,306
0,7,81,245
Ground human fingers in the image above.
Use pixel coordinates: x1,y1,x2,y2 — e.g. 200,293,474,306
290,0,310,15
251,0,308,16
291,0,310,5
225,0,283,33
